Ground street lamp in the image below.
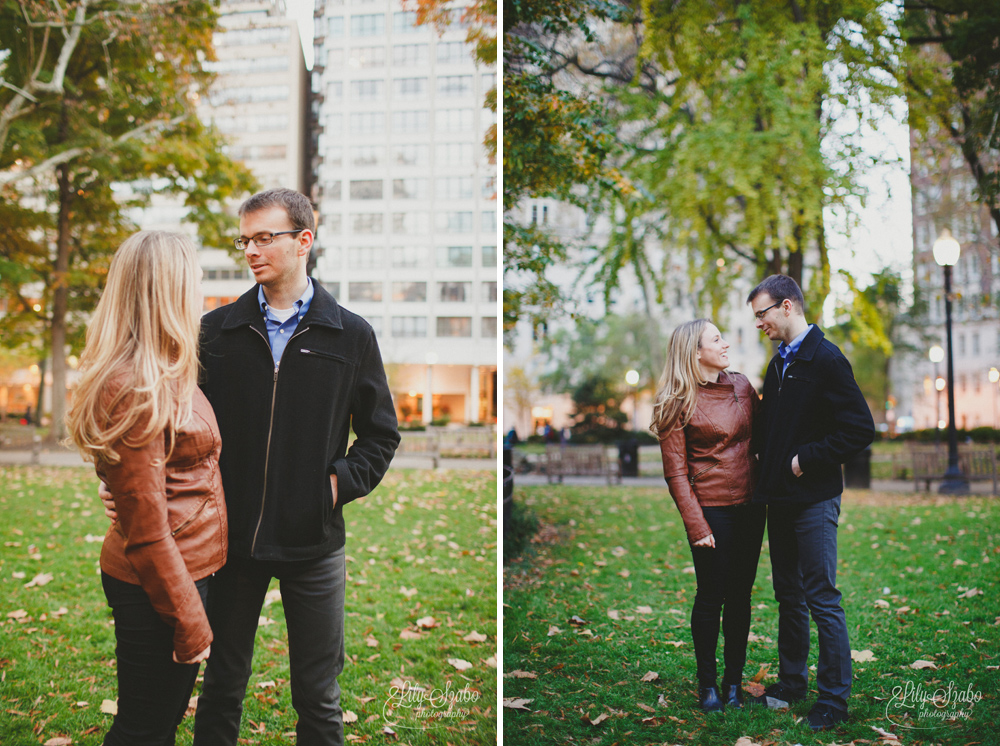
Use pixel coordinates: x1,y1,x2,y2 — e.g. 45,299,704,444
625,369,640,431
929,345,944,441
932,229,969,494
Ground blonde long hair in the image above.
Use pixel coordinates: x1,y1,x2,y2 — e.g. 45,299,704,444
649,319,712,436
66,231,201,464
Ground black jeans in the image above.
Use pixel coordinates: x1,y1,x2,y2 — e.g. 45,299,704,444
689,503,766,687
101,572,210,746
193,548,347,746
767,495,851,712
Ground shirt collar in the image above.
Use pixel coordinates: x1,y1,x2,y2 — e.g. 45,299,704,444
779,324,813,360
258,278,314,319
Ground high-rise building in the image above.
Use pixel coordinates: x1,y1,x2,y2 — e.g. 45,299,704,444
896,125,1000,431
310,0,498,425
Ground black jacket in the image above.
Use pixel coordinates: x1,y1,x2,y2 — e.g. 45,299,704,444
754,325,874,504
199,281,400,561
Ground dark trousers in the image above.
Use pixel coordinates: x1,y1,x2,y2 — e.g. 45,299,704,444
193,548,347,746
768,495,851,712
689,502,766,687
101,572,210,746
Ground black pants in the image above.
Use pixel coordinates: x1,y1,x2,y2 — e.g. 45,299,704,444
768,495,852,712
101,572,210,746
193,548,347,746
689,503,766,687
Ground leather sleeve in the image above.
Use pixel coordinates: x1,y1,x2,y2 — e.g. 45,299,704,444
102,408,212,662
658,425,712,543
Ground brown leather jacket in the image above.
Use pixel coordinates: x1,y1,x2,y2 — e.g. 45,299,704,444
658,371,759,543
97,385,227,661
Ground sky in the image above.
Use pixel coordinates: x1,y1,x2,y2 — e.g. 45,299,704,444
285,0,315,70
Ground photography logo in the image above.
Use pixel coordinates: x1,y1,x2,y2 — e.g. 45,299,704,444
885,680,983,730
382,680,481,730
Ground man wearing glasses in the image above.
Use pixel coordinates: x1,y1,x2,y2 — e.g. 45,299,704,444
195,188,399,745
746,275,874,732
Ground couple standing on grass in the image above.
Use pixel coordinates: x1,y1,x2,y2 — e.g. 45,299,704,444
651,274,875,733
66,188,401,746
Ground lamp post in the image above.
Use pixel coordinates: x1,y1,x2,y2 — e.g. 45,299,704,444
989,367,999,429
932,229,969,494
929,345,944,442
625,369,640,431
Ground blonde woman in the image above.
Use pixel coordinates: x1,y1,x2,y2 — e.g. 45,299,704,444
67,231,227,746
651,319,765,713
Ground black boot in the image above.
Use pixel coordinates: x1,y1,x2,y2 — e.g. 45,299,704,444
724,684,744,709
698,685,724,713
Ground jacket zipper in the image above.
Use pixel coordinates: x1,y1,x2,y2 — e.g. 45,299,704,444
733,388,750,440
689,462,718,485
171,497,210,537
776,358,796,395
249,324,311,556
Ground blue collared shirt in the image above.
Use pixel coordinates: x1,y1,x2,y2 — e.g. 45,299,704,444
258,279,314,367
778,324,813,378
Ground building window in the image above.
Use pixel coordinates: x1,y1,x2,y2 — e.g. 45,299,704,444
350,79,384,101
481,72,496,89
321,281,341,298
320,214,343,234
392,144,430,166
392,281,427,301
211,114,291,133
436,41,469,64
958,334,965,356
436,317,472,337
351,213,383,234
973,332,980,355
349,282,383,302
393,77,427,99
217,26,291,46
349,112,386,134
438,108,474,131
209,85,289,106
437,246,473,268
204,56,289,74
482,210,497,232
392,179,428,199
392,44,428,66
350,145,384,167
437,212,474,233
324,181,342,200
391,110,429,133
350,180,383,200
391,246,428,267
326,82,344,102
392,316,427,337
393,212,430,234
347,247,385,268
482,245,497,266
350,13,385,36
439,142,474,165
481,317,497,338
437,75,473,97
348,45,386,67
436,177,474,200
482,282,497,302
438,282,471,302
482,176,496,199
393,11,419,33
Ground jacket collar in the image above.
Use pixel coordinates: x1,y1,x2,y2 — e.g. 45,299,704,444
221,278,344,332
788,324,824,362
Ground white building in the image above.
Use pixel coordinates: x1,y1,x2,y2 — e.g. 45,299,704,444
310,0,498,425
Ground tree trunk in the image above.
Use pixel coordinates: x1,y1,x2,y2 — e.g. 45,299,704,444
48,163,72,444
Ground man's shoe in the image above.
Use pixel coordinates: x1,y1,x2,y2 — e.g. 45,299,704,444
748,682,807,709
724,684,744,709
807,703,848,731
698,685,724,713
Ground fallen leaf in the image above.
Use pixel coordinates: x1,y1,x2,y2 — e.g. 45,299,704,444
447,658,473,671
51,607,69,617
257,680,277,688
852,649,877,662
636,605,653,614
871,725,902,743
640,671,659,682
43,738,73,746
953,558,968,566
582,712,609,726
503,670,538,679
258,616,274,626
264,589,282,606
568,615,587,625
6,609,28,620
502,698,532,711
910,660,937,670
734,738,763,746
100,700,118,715
641,716,667,725
618,569,630,578
611,546,627,557
682,566,696,574
400,587,418,598
607,609,620,620
874,599,890,608
382,725,397,738
185,696,198,718
415,616,438,629
636,703,655,713
25,572,53,588
483,655,497,668
399,629,422,640
547,625,562,637
343,710,358,723
657,694,670,707
750,664,770,683
663,640,684,648
365,636,379,648
463,631,487,643
957,588,983,599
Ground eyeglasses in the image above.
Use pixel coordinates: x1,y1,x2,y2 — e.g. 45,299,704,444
234,229,304,251
753,301,783,321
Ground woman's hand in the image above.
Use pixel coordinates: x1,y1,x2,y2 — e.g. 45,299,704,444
173,644,211,665
692,533,716,548
98,481,117,522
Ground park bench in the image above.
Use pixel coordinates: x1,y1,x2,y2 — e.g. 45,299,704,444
396,427,496,468
908,445,998,494
545,444,622,484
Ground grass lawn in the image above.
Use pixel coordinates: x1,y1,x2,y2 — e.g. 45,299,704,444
1,466,497,745
503,485,999,745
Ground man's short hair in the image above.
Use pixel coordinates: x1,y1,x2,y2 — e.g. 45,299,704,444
747,274,805,311
239,188,315,233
